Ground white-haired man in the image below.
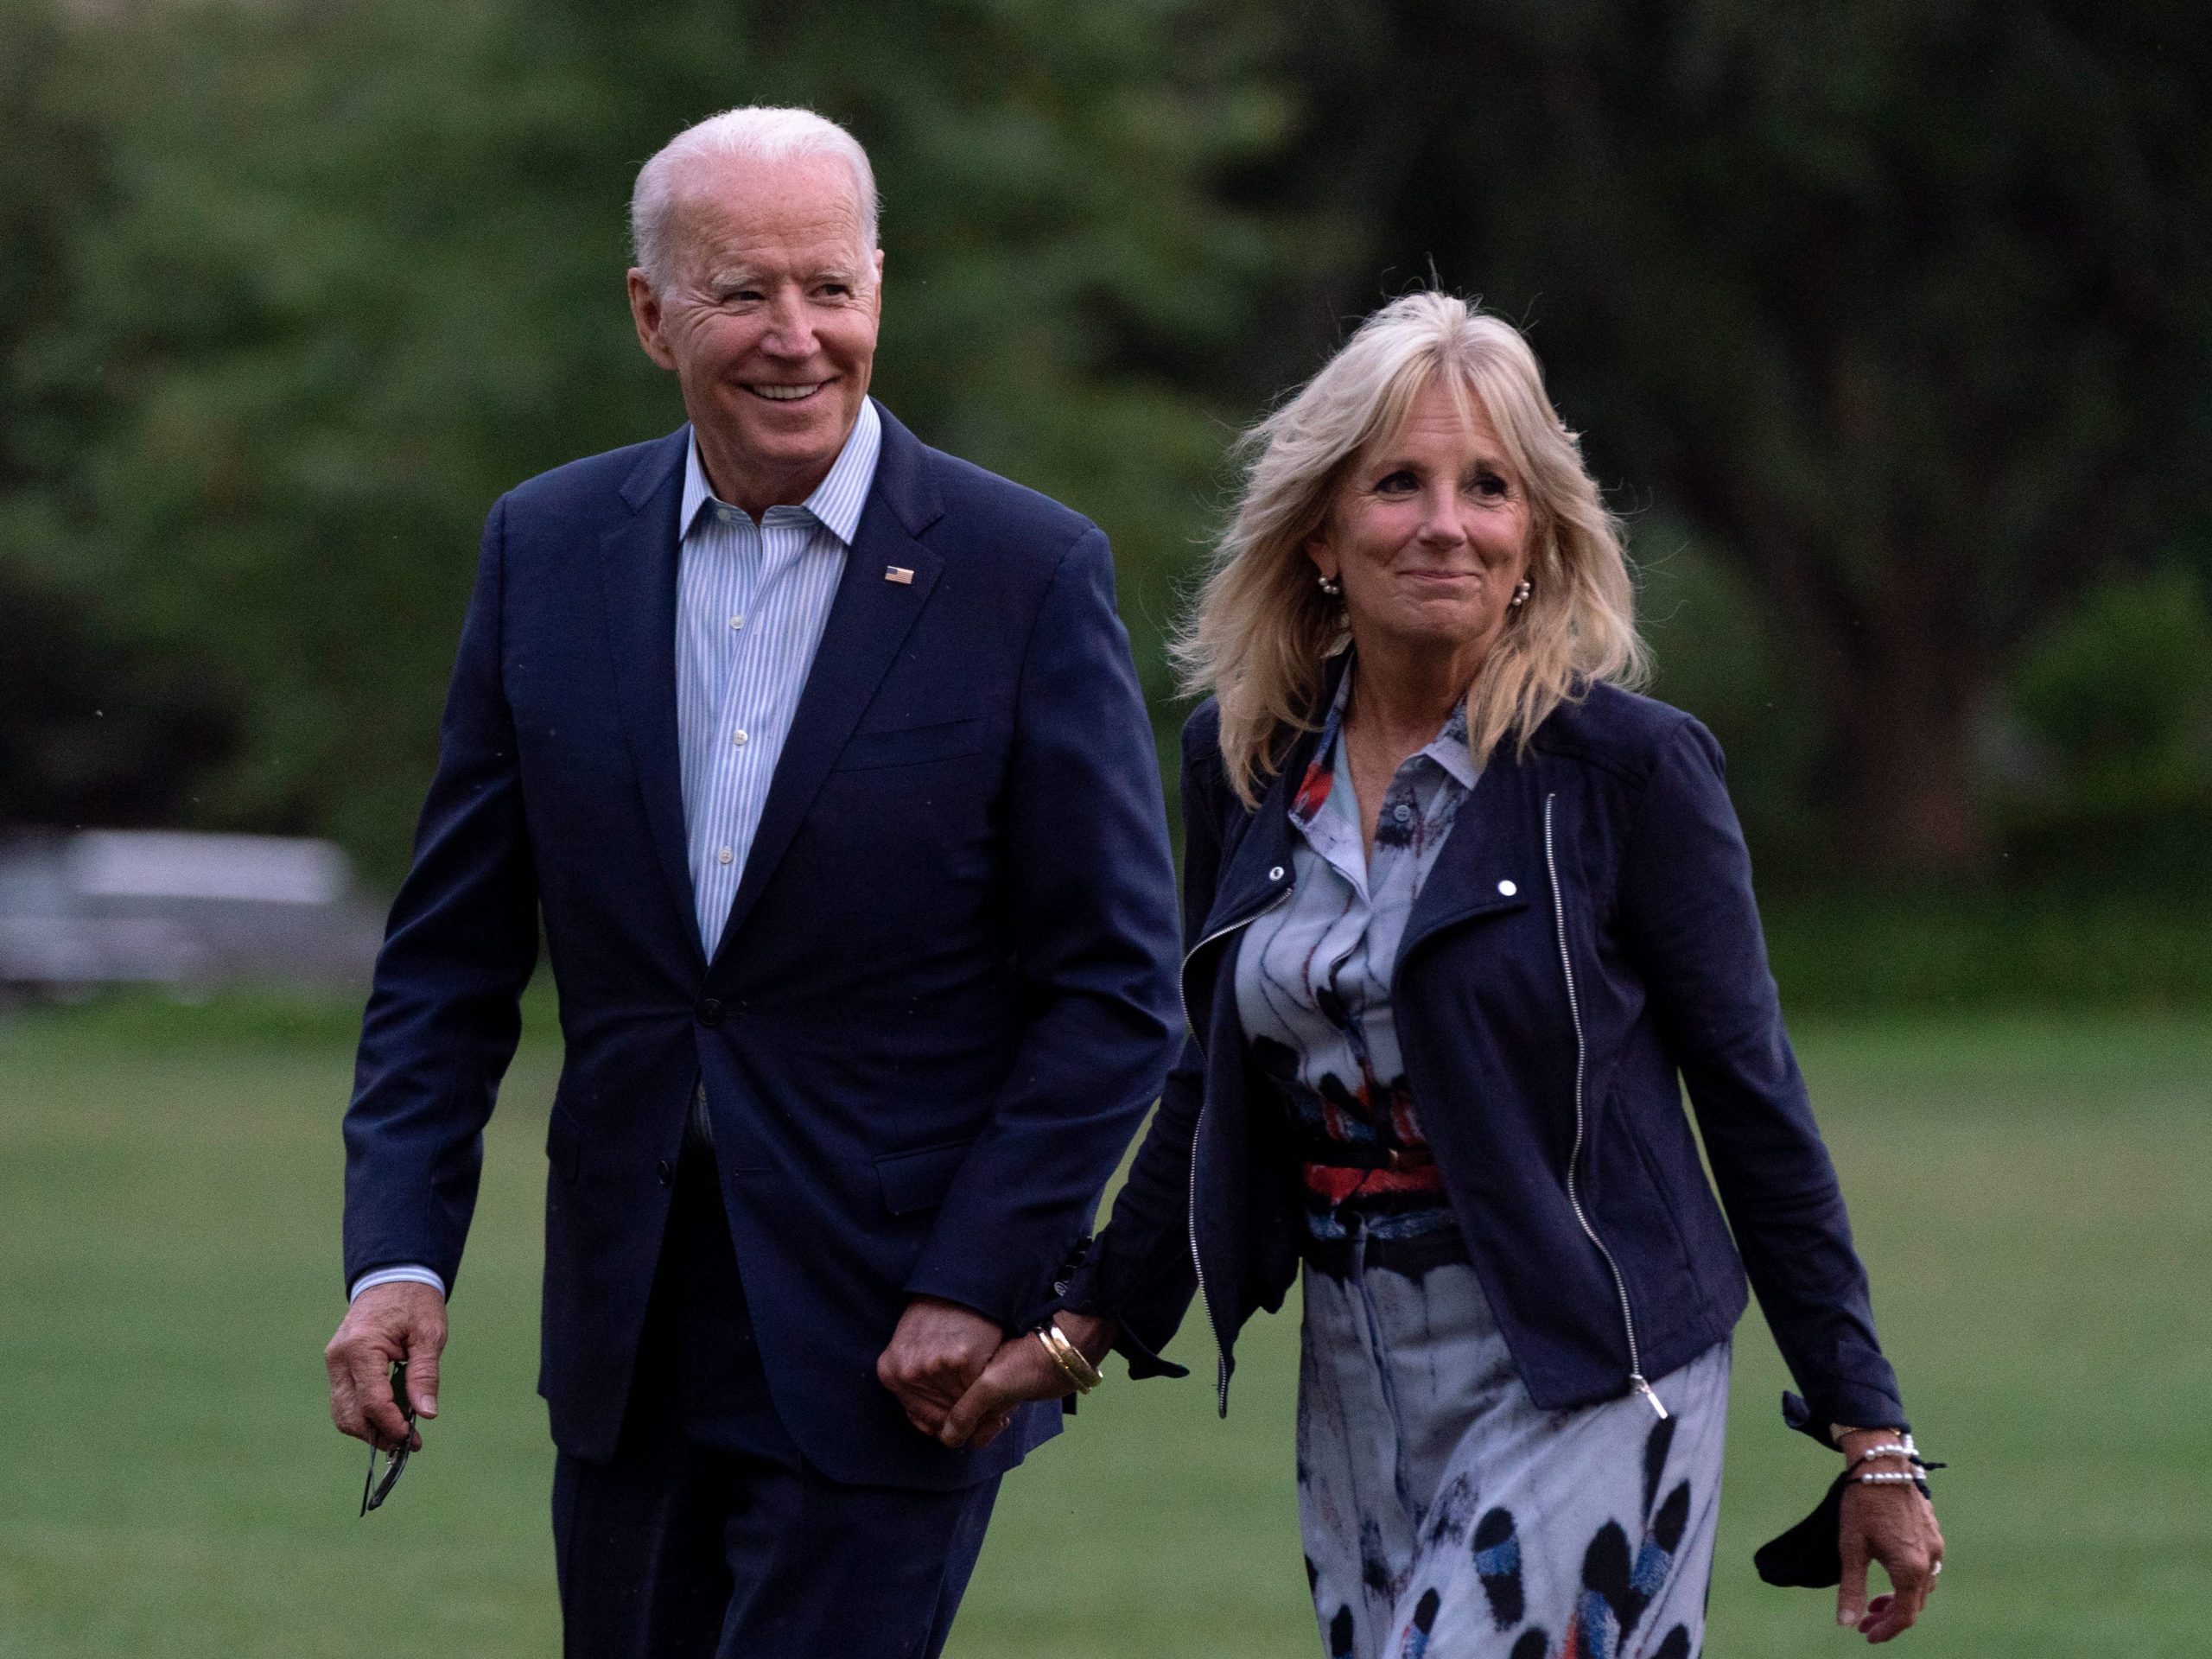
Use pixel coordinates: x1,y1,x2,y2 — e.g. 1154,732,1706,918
324,105,1179,1656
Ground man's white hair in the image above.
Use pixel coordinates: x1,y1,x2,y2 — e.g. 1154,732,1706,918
629,105,880,292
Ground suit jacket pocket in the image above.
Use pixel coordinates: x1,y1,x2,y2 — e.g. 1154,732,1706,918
832,716,985,772
875,1136,976,1216
546,1103,584,1185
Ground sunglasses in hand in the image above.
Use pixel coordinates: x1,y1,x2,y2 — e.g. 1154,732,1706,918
359,1359,417,1516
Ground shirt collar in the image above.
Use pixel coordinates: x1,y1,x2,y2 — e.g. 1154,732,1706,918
1421,699,1479,791
1290,658,1478,829
679,396,884,546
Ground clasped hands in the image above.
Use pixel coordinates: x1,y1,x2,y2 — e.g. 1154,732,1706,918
875,1296,1112,1450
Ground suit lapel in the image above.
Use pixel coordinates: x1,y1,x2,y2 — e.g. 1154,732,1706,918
709,406,946,968
597,429,699,963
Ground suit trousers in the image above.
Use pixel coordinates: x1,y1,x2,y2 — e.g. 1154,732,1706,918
553,1147,1001,1658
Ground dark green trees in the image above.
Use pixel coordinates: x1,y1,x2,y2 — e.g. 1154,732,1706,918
5,0,2208,886
1248,0,2212,872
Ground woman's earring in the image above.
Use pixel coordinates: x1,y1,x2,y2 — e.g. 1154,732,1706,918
1510,578,1532,609
1317,572,1344,598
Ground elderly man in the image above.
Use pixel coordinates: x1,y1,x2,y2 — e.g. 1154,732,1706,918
323,106,1179,1656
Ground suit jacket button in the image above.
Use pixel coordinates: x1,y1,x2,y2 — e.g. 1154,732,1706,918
696,997,724,1027
656,1158,674,1186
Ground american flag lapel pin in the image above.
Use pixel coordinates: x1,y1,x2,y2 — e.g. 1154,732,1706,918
884,565,915,585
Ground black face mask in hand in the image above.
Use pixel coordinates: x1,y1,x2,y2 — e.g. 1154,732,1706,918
1753,1468,1853,1587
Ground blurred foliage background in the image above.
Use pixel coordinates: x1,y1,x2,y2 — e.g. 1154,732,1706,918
4,0,2210,1001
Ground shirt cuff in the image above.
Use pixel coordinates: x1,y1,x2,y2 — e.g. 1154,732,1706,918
349,1265,447,1302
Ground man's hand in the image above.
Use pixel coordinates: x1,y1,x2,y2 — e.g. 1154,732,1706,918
939,1312,1117,1449
874,1295,1003,1440
326,1282,448,1452
1836,1429,1945,1643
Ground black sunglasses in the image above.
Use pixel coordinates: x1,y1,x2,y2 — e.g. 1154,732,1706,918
359,1360,417,1516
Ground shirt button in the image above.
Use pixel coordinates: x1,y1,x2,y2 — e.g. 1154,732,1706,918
732,728,749,747
717,846,734,866
729,614,744,630
1392,804,1414,825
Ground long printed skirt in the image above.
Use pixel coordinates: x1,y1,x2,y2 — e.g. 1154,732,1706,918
1296,1241,1732,1659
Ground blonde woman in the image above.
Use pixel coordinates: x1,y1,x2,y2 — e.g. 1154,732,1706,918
942,292,1942,1656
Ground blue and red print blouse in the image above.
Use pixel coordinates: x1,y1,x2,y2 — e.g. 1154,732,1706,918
1233,663,1476,1243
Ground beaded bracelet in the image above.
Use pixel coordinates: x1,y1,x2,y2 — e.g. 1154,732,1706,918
1847,1441,1916,1465
1842,1427,1942,1502
1846,1437,1941,1478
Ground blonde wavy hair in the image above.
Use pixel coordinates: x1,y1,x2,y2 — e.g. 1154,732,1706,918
1176,291,1648,805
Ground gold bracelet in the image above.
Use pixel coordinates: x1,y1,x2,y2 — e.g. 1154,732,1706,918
1040,1323,1099,1391
1038,1321,1102,1392
1034,1327,1092,1394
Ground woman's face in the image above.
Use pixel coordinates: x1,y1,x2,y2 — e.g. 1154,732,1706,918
1308,381,1534,667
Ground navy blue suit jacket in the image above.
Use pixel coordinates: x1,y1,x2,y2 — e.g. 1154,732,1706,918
342,403,1182,1489
1073,661,1907,1440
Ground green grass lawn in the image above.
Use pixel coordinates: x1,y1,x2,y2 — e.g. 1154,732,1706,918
2,1001,2206,1656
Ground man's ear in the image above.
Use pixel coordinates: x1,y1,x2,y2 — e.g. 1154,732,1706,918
868,247,886,321
626,270,677,372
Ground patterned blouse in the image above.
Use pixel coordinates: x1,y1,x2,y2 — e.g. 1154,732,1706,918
1234,662,1478,1243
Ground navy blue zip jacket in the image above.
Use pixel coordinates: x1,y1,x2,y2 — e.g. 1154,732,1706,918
1069,658,1907,1440
341,406,1181,1489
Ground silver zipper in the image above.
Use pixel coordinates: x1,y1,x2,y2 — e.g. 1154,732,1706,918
1543,793,1667,1421
1179,882,1293,1417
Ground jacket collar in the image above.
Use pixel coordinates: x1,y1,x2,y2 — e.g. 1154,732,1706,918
1394,739,1537,979
1194,651,1351,939
1194,648,1540,973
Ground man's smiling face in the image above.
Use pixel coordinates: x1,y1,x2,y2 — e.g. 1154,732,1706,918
627,149,882,515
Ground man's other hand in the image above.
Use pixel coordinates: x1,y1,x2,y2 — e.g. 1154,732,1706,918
875,1295,1002,1440
326,1281,448,1451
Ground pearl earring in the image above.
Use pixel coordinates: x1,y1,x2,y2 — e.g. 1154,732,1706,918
1318,573,1343,598
1510,578,1532,608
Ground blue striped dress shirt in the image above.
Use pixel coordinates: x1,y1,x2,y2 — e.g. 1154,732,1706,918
676,397,882,953
347,402,883,1303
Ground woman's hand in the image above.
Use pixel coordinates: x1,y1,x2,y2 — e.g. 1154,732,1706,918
938,1313,1117,1449
1836,1430,1945,1642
